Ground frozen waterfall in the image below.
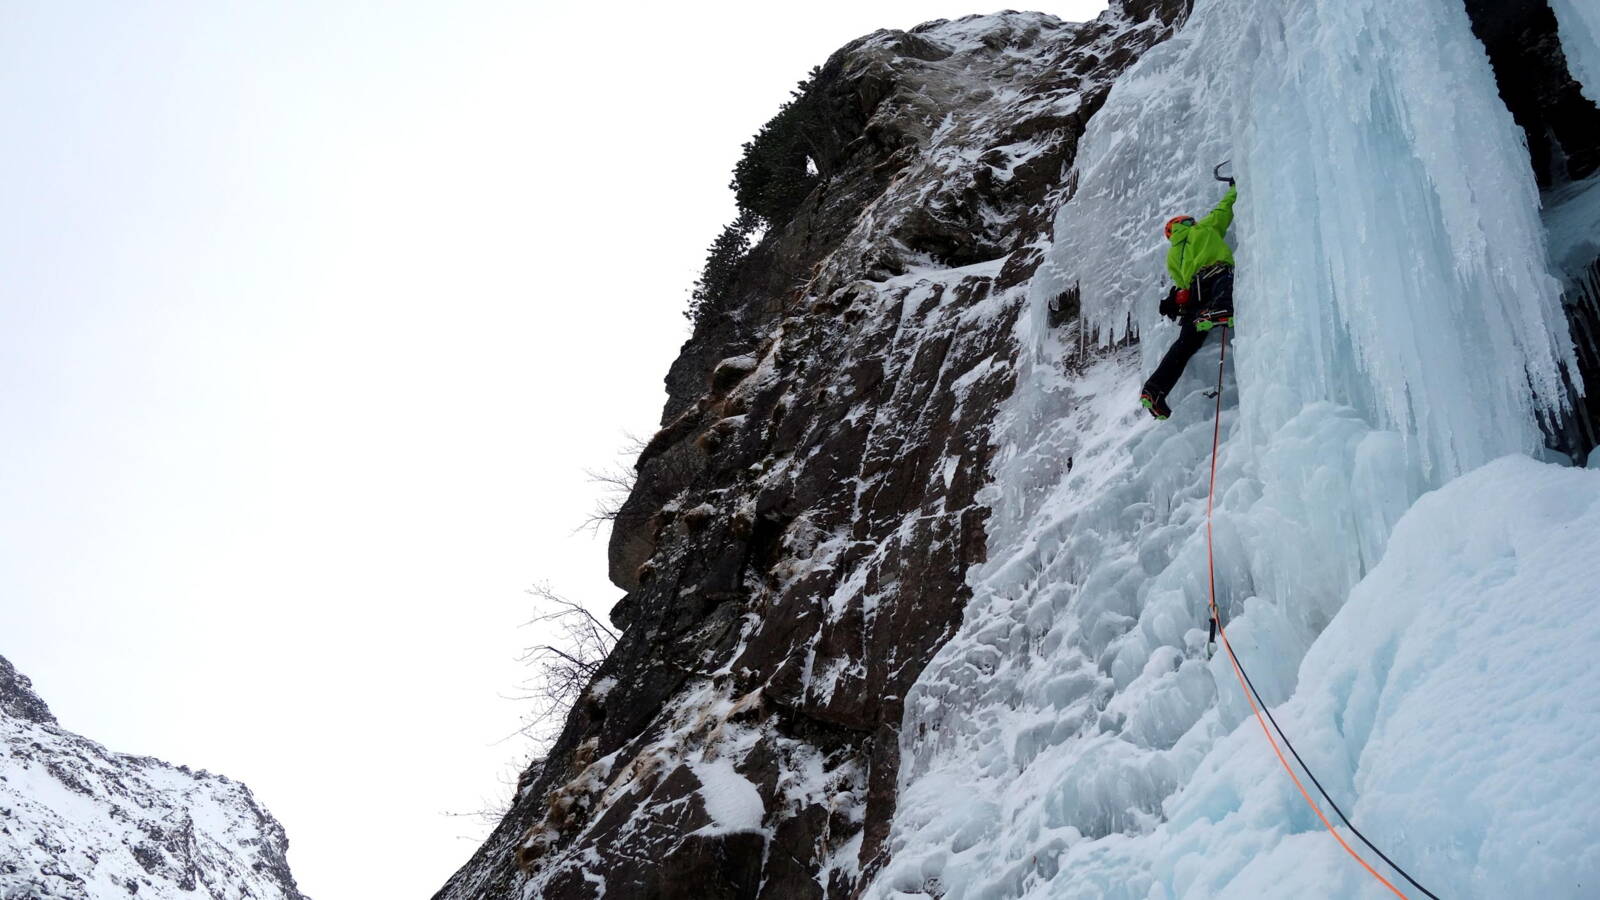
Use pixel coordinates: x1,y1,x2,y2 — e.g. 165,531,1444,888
867,0,1600,897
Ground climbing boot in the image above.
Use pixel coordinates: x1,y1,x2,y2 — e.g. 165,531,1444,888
1140,390,1171,420
1194,309,1234,332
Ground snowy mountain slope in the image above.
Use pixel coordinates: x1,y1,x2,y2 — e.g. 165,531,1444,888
0,655,306,900
867,0,1600,898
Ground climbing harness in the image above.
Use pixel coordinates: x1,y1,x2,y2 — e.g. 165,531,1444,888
1203,331,1440,900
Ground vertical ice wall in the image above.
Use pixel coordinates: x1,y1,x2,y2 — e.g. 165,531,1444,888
1049,0,1575,477
867,0,1590,897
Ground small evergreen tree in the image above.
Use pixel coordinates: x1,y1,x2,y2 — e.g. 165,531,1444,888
686,210,758,323
731,87,821,225
686,68,823,325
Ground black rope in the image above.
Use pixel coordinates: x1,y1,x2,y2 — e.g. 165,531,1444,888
1206,327,1440,899
1213,620,1441,899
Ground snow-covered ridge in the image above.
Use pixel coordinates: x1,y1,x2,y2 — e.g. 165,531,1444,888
0,655,306,900
869,0,1600,897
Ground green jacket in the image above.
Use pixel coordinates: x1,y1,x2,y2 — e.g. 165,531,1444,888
1166,184,1237,289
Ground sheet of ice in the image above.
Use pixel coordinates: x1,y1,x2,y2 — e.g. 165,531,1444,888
1551,0,1600,104
865,0,1588,897
1043,0,1575,477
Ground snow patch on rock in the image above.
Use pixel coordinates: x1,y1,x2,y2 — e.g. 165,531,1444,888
689,757,766,835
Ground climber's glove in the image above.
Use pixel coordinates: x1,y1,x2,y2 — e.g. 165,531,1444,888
1159,287,1181,320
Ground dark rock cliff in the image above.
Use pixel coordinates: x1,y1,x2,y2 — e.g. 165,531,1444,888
436,4,1188,898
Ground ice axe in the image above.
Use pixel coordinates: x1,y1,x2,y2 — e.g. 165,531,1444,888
1213,160,1235,186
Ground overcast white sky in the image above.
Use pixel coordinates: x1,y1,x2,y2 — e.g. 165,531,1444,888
0,1,1107,897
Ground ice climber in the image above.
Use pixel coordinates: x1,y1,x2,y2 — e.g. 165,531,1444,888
1139,176,1237,420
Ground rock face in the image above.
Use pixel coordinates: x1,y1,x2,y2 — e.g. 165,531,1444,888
0,655,306,900
436,4,1188,899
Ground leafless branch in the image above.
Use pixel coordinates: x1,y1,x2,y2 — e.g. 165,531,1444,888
576,431,650,535
442,754,548,839
508,584,619,755
445,586,614,835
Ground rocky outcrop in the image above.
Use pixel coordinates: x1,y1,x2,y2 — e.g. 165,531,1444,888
436,4,1189,899
0,656,56,727
0,655,306,900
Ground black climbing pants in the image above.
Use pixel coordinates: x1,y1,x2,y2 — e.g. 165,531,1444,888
1142,264,1233,400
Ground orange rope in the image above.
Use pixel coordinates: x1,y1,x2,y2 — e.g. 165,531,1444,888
1204,329,1409,899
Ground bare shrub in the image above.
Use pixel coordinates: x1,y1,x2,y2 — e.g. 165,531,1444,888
443,586,618,839
512,584,619,753
578,433,648,534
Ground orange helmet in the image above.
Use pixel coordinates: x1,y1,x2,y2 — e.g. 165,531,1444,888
1164,215,1194,239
